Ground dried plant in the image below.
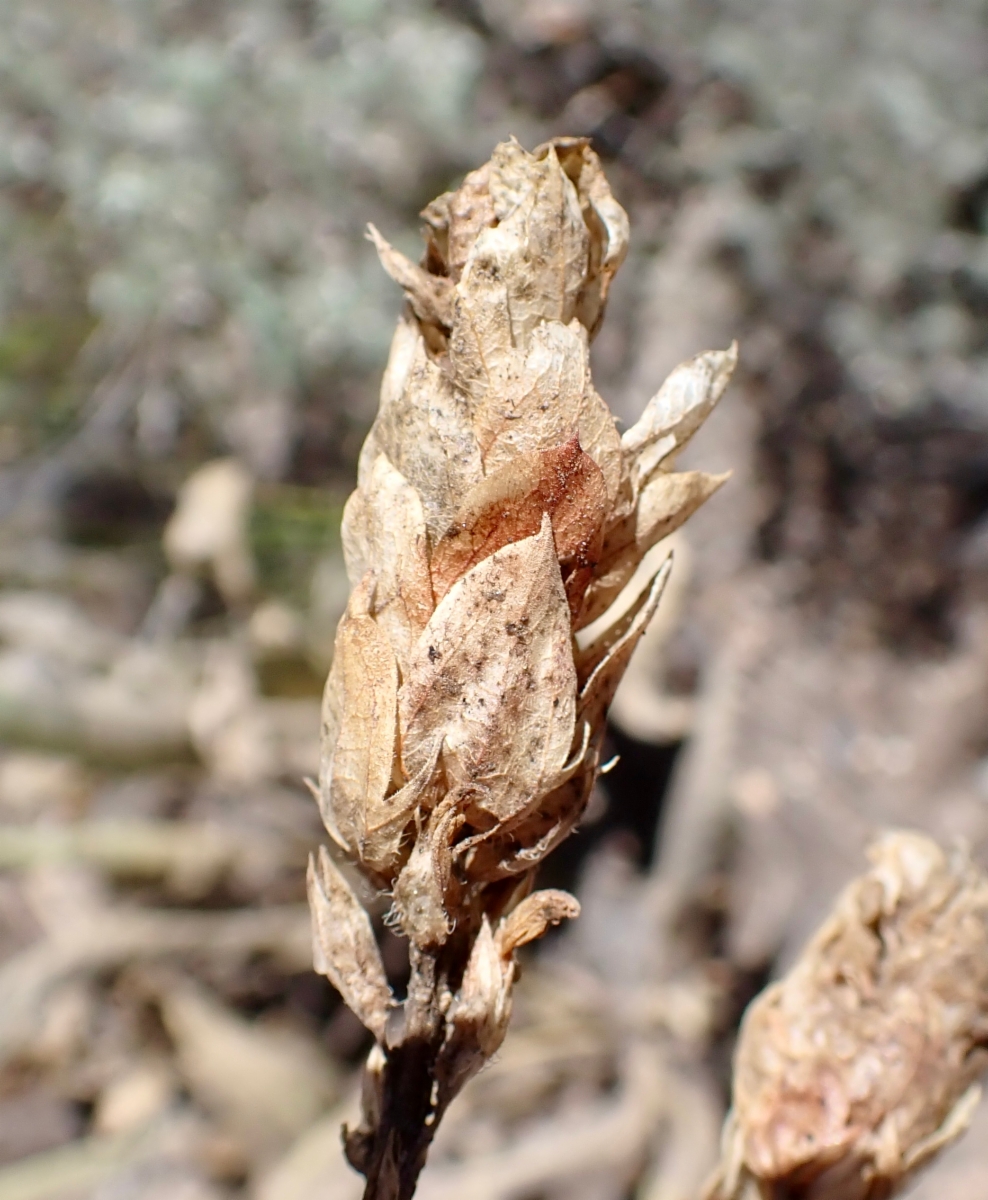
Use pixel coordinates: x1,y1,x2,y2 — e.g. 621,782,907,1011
307,135,734,1200
705,831,988,1200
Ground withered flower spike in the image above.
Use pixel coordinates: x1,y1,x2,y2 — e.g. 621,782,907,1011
310,136,734,1200
704,831,988,1200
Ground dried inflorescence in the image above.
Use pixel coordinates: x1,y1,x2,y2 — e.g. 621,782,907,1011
307,135,734,1199
706,832,988,1200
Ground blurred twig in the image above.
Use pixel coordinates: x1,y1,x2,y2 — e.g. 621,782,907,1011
0,820,291,894
0,901,311,1065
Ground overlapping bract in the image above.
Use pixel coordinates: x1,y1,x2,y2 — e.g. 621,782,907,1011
706,832,988,1200
310,136,734,1042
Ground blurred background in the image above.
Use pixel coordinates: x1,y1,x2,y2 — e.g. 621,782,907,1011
0,0,987,1197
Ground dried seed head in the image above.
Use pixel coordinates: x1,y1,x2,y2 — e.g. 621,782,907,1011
706,832,988,1200
309,136,734,1164
318,138,732,932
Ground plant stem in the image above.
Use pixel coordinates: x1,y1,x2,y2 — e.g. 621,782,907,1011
358,1032,445,1200
351,948,452,1200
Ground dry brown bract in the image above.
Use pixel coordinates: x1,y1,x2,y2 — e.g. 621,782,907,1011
705,832,988,1200
308,135,735,1200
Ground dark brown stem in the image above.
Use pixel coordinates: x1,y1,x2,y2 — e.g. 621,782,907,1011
349,947,458,1200
358,1030,445,1200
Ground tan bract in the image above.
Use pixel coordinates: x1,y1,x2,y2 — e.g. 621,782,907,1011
307,135,734,1198
706,832,988,1200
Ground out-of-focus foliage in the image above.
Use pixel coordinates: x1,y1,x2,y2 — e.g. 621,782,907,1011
0,0,483,477
682,0,988,419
